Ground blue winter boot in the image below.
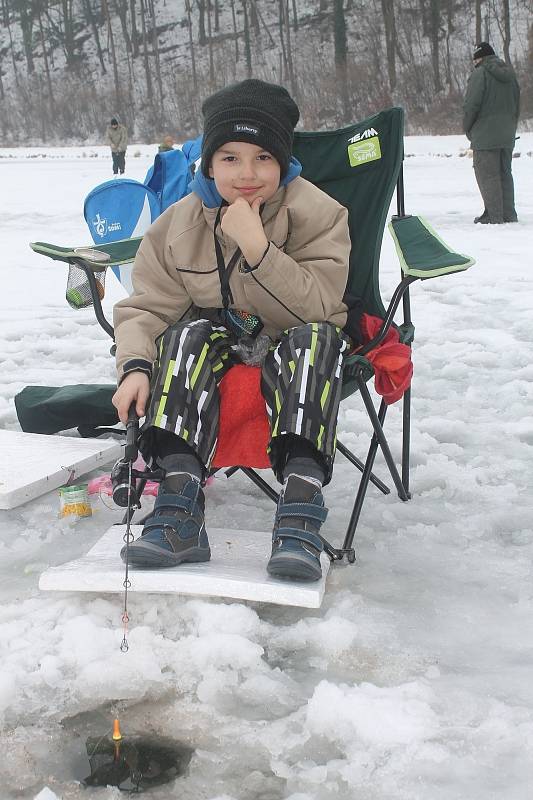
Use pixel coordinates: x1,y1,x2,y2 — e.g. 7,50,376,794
121,473,210,568
267,475,327,582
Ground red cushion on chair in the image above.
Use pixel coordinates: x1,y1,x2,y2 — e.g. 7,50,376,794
210,317,413,469
211,364,271,468
360,314,413,405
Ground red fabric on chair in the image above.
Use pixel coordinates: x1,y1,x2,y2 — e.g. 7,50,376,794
211,363,270,468
210,315,413,469
359,313,413,405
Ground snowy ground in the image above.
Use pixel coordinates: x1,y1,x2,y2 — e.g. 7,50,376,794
1,135,533,800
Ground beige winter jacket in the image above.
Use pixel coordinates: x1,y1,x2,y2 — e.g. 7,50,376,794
114,176,351,381
106,123,128,152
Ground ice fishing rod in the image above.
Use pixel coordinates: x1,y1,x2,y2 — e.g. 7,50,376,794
119,404,139,653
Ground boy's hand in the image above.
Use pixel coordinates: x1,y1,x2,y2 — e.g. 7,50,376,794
221,196,268,266
112,371,150,424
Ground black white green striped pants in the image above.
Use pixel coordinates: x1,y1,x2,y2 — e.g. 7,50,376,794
141,319,350,484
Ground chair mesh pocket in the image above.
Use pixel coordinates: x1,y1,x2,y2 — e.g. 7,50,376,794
65,264,106,310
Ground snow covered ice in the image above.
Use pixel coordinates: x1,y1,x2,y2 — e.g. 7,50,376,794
0,136,533,799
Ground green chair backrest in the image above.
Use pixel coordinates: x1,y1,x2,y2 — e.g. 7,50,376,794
293,107,404,319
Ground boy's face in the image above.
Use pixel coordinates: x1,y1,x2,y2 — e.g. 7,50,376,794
209,141,281,205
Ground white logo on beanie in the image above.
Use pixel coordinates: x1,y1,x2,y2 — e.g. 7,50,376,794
234,123,259,135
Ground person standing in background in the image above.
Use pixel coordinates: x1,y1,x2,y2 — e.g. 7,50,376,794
463,42,520,224
106,117,128,175
158,134,175,153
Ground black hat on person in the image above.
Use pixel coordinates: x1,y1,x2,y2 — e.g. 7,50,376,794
473,42,495,60
110,117,118,125
200,79,300,179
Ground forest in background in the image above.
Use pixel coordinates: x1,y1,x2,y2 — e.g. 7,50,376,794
0,0,531,145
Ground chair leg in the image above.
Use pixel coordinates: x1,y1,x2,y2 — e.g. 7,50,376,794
357,376,410,502
342,393,388,551
342,375,413,551
225,466,279,503
402,386,411,494
336,440,390,495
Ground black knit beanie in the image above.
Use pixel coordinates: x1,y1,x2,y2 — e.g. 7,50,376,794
473,42,495,60
201,79,300,178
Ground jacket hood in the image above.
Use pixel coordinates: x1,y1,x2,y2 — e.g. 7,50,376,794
189,156,303,208
481,55,515,83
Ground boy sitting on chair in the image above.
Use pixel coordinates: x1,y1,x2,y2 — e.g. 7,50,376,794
112,79,362,581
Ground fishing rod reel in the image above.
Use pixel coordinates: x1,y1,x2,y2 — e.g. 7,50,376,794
110,408,165,510
111,406,140,508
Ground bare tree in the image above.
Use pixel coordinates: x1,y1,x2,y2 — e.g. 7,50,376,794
0,52,5,102
38,3,54,105
185,0,198,93
139,0,153,99
381,0,397,92
243,0,252,78
334,0,349,122
291,0,298,31
230,0,239,62
16,0,35,74
501,0,511,63
5,11,21,89
474,0,483,42
207,0,215,86
254,0,276,47
115,0,132,52
279,0,296,97
443,0,455,89
250,0,260,35
82,0,106,71
102,0,122,112
147,0,164,112
420,0,443,92
114,0,135,105
60,0,77,68
196,0,206,45
130,0,139,57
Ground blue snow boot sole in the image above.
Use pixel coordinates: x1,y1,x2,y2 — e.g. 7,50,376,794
267,475,327,582
121,474,210,569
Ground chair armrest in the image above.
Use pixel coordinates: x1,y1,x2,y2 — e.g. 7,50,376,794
30,237,143,269
357,276,417,357
389,215,475,279
30,237,144,341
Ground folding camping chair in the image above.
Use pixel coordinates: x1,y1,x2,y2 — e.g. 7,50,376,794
30,106,474,567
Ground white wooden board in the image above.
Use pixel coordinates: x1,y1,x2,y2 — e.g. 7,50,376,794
39,525,331,608
0,430,123,509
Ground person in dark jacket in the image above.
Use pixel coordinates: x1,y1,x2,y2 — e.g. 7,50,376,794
106,117,128,175
463,42,520,224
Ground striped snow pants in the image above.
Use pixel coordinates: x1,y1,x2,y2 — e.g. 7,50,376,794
141,318,350,484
